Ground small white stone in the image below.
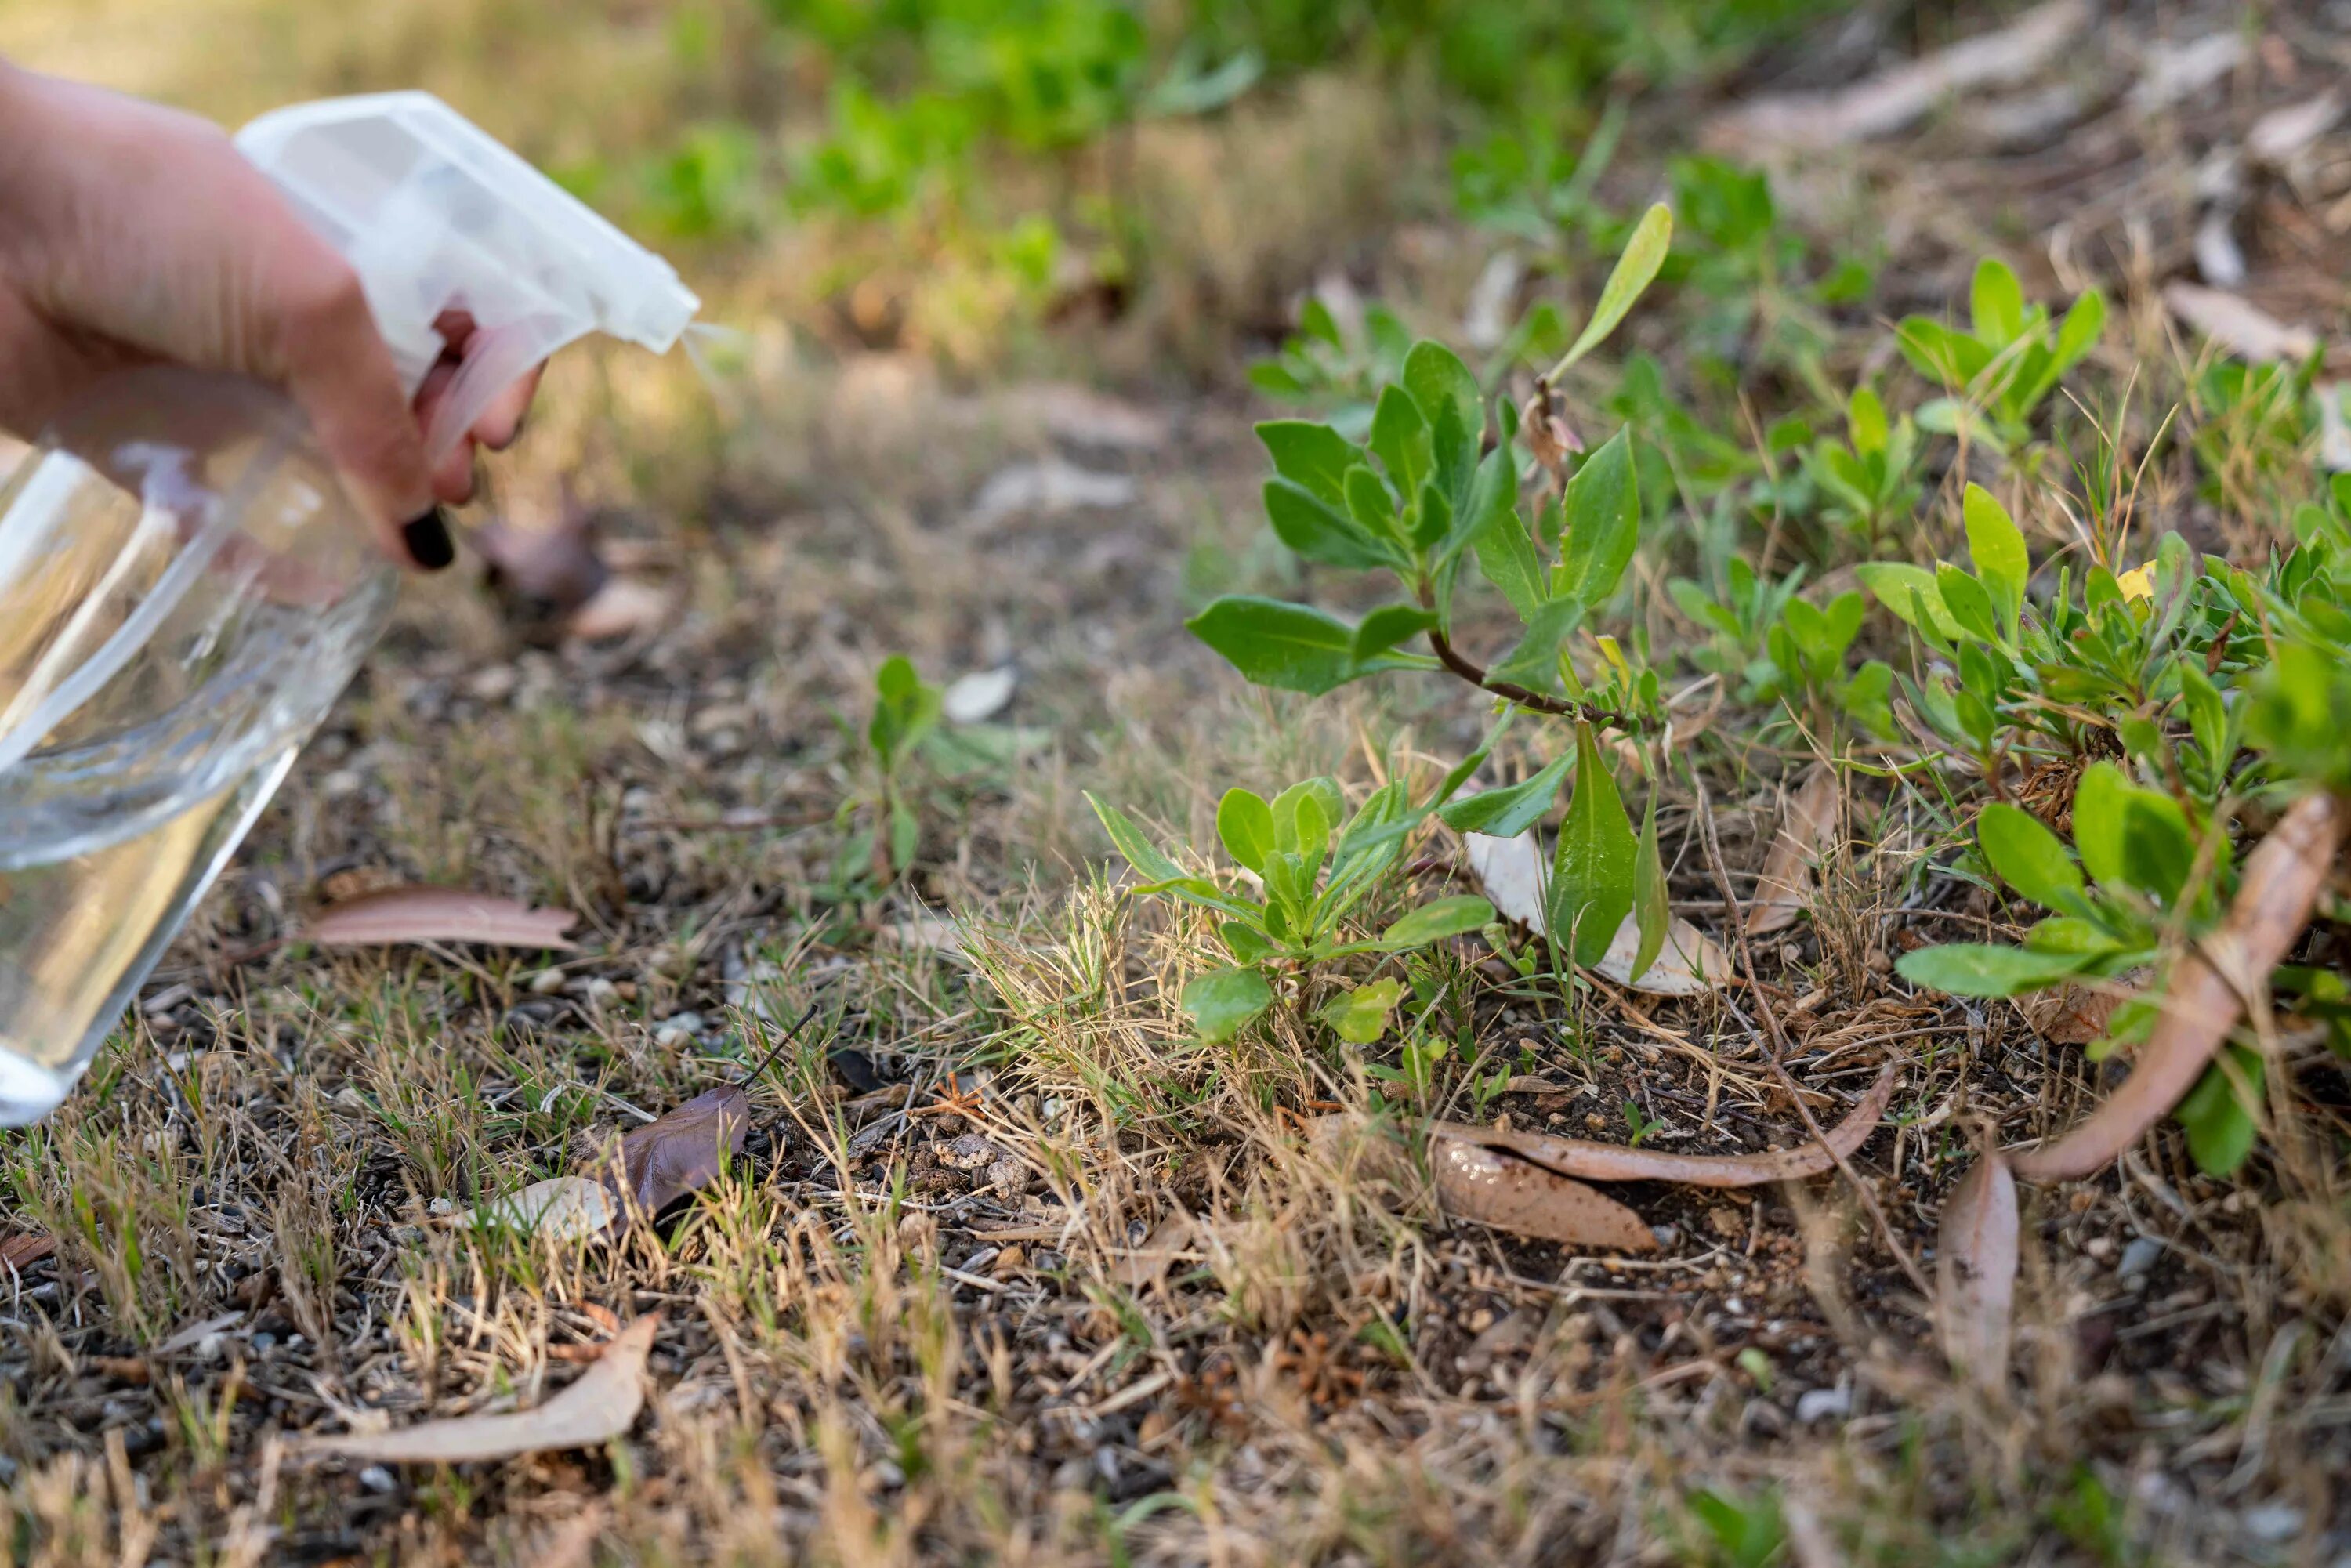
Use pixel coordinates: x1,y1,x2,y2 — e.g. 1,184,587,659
1795,1385,1850,1423
528,967,567,995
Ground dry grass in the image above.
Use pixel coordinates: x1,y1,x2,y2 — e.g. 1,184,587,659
7,1,2351,1564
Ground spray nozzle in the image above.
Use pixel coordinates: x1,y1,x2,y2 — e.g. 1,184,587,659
234,91,700,462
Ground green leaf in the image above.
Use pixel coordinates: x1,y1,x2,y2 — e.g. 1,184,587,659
2175,1045,2263,1176
1631,784,1668,983
1547,722,1637,967
1220,920,1276,964
1439,445,1519,572
1215,788,1276,875
1379,895,1495,949
869,655,943,766
1857,562,1964,640
1896,942,2094,997
2051,288,2106,375
1555,429,1639,607
1437,752,1572,837
2072,762,2132,886
1320,978,1404,1045
1187,597,1425,694
1369,385,1431,502
1343,465,1399,541
1086,792,1188,884
1978,802,2086,914
1487,597,1586,692
2178,658,2226,765
1472,495,1545,622
1971,257,2027,346
2120,791,2197,906
1264,478,1397,569
1936,563,2001,643
1555,201,1672,372
1183,965,1274,1044
1404,341,1481,495
1962,483,2029,637
1849,384,1889,456
1255,420,1357,508
1272,778,1342,863
1352,603,1439,662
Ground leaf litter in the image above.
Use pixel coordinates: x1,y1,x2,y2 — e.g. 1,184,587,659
306,887,580,950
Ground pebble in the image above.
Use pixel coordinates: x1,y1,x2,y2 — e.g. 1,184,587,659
2118,1236,2164,1280
585,977,620,1009
940,1134,999,1171
984,1156,1027,1192
359,1465,398,1495
321,770,364,802
249,1332,277,1354
427,1197,456,1217
528,968,567,995
2243,1503,2302,1542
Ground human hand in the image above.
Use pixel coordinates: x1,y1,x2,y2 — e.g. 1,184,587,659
0,63,540,569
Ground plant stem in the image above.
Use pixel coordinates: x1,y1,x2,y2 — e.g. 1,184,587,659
1427,627,1638,730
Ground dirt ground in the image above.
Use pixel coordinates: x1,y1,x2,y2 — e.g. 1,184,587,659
5,2,2351,1564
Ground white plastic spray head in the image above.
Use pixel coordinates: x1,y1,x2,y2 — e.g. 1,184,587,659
234,91,700,462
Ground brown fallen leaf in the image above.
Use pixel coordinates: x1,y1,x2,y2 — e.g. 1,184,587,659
1115,1213,1199,1295
298,1316,657,1464
1703,0,2087,151
2019,978,2130,1046
1432,1066,1896,1189
1747,766,1840,937
2164,283,2320,365
457,1177,618,1243
1464,831,1547,929
2011,791,2342,1182
600,1086,752,1218
309,887,579,951
1431,1135,1656,1251
1936,1152,2017,1394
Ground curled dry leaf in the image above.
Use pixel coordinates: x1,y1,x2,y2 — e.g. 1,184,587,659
1936,1152,2017,1394
2011,791,2342,1182
1464,831,1546,929
1703,0,2086,150
476,513,610,617
298,1316,657,1464
2164,283,2320,364
1433,1066,1896,1189
1465,830,1733,995
1591,911,1733,996
308,887,578,951
1432,1135,1657,1251
457,1177,618,1243
2248,92,2343,166
1748,766,1839,936
599,1085,752,1217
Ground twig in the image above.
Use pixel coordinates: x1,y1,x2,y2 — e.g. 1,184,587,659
1426,627,1639,729
740,1001,824,1088
1684,761,1935,1301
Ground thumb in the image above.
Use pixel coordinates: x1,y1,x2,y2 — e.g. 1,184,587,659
267,254,451,569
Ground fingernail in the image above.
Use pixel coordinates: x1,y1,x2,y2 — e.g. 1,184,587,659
401,507,455,570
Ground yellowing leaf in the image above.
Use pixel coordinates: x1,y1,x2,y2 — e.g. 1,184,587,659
2114,564,2154,601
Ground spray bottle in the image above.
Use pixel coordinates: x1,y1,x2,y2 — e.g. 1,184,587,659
0,92,698,1123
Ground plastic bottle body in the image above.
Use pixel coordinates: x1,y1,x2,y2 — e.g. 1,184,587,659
0,370,395,1123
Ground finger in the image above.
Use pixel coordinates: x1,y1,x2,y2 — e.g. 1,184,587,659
410,359,480,504
270,255,444,568
473,361,544,450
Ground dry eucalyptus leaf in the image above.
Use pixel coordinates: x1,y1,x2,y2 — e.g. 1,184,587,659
1115,1213,1199,1295
2019,979,2129,1046
308,888,578,951
1432,1135,1657,1251
2011,791,2341,1182
298,1316,657,1464
1704,0,2086,150
2163,283,2320,364
1592,911,1733,995
1464,831,1546,930
1748,766,1840,936
1936,1153,2017,1394
458,1177,618,1243
1433,1066,1896,1189
600,1086,752,1218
